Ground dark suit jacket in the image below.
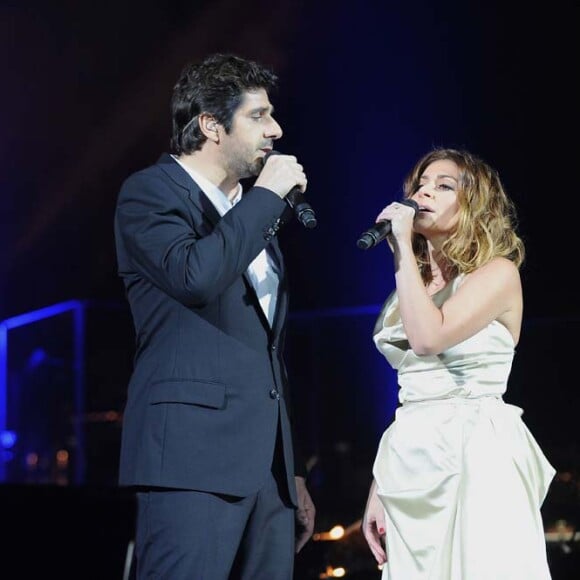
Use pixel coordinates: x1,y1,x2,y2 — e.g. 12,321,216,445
114,153,301,505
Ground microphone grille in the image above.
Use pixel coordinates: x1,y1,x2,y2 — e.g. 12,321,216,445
400,198,419,213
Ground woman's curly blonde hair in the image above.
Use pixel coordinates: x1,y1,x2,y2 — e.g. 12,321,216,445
403,148,525,285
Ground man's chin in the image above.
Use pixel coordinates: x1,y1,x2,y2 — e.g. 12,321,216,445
248,159,263,177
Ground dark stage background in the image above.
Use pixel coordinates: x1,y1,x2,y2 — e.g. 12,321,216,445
1,1,578,578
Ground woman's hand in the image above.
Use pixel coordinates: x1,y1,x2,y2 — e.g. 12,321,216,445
375,200,415,247
361,479,387,566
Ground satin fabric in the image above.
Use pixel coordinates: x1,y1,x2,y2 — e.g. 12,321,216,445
372,277,555,579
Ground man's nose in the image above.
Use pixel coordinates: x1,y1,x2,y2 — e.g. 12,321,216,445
266,118,283,140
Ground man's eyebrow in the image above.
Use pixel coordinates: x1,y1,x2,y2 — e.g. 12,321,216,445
249,105,274,115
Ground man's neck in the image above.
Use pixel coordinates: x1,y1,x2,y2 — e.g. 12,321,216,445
178,152,240,201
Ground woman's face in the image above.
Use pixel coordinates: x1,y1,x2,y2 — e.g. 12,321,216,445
411,159,461,239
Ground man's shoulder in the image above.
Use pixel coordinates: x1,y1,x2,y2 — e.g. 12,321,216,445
121,153,192,191
129,152,175,179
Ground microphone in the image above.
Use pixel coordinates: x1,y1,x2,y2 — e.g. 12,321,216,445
356,198,419,250
264,150,317,229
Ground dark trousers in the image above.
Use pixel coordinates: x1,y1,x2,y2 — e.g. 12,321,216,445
133,439,295,579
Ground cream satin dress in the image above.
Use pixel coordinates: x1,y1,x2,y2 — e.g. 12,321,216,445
372,276,555,580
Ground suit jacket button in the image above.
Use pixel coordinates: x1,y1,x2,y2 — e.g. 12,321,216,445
269,388,280,400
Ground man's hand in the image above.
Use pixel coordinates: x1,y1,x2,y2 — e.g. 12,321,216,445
361,479,387,566
255,153,307,200
295,476,315,553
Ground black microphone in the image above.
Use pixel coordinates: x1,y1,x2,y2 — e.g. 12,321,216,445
356,198,419,250
264,150,317,229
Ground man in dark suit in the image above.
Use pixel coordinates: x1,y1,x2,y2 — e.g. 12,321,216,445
114,53,315,579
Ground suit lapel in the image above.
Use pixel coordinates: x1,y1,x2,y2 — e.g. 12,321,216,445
157,153,221,226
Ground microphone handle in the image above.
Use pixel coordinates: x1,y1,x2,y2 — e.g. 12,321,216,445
356,199,419,250
264,150,317,229
286,188,317,229
356,221,391,250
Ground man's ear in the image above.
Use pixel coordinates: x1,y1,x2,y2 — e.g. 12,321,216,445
199,113,219,142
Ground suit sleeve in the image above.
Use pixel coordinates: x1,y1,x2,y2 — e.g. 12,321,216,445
115,171,287,307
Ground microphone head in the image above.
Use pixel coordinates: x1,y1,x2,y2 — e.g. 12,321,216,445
263,149,280,163
400,198,419,213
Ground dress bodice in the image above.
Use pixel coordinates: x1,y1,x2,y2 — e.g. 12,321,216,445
373,276,516,404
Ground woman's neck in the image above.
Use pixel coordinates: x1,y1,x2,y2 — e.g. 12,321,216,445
427,247,454,294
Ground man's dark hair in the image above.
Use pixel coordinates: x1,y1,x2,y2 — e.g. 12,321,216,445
170,53,278,155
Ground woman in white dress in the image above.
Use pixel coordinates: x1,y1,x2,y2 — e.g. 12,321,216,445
361,148,555,579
